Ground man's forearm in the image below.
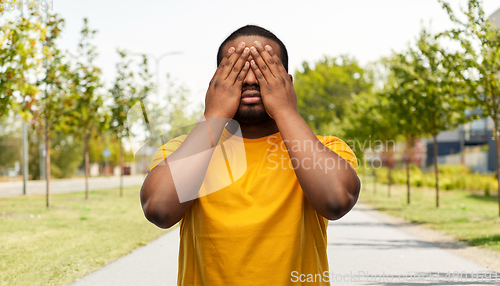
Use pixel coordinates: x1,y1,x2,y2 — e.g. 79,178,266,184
140,117,229,228
274,110,360,220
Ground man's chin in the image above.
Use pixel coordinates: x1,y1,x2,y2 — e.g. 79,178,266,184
232,105,272,126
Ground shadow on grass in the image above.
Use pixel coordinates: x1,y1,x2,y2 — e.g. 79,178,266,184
466,234,500,247
466,193,498,203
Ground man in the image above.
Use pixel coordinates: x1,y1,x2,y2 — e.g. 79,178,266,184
140,25,360,285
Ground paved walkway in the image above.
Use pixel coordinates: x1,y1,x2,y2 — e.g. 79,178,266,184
71,203,499,286
0,175,147,197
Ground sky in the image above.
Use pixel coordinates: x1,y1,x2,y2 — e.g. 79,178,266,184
6,0,500,105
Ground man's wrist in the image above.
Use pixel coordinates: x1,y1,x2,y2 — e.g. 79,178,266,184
204,111,230,120
272,108,301,123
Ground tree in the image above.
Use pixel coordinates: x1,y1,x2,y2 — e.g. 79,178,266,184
439,0,500,215
384,50,427,205
47,131,84,178
343,90,400,197
162,74,203,132
69,18,106,200
294,56,372,135
31,13,71,207
0,13,42,118
122,54,154,195
87,129,132,173
0,116,22,176
402,135,419,204
109,50,143,196
395,27,468,207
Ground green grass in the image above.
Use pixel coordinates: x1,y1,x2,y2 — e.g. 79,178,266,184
359,176,500,252
0,186,168,286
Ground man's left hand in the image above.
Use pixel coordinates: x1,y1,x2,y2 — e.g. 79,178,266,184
249,41,298,120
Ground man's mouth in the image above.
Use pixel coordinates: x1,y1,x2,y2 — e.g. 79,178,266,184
241,90,261,104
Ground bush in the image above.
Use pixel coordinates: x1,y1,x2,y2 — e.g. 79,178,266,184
375,164,497,194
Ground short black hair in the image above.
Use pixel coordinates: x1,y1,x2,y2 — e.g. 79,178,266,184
217,25,289,72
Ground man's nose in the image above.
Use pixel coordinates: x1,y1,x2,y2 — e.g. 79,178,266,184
243,63,259,86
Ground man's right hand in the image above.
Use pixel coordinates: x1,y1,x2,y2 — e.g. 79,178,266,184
141,43,250,229
204,42,250,119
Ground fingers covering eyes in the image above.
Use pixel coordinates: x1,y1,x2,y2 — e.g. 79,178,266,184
226,47,250,83
250,46,274,79
250,60,267,83
265,45,287,75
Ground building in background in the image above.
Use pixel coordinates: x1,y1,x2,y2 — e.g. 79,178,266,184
424,7,500,173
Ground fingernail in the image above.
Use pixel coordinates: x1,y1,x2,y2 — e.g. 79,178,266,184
238,42,245,48
250,46,257,53
265,45,271,51
243,47,249,55
229,47,235,53
244,61,249,68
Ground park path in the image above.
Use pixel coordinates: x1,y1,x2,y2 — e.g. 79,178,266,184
0,175,146,197
71,202,499,286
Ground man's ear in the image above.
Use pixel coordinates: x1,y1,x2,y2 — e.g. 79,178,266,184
288,74,293,83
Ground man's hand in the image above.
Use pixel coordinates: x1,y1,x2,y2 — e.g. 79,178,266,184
250,41,360,220
249,41,298,120
204,42,251,119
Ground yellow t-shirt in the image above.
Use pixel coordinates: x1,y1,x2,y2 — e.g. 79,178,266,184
150,129,358,286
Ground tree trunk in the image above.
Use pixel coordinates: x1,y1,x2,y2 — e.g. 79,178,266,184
433,134,439,208
45,122,51,208
494,122,500,217
120,139,124,197
373,169,377,194
84,133,90,200
388,166,392,198
406,161,410,205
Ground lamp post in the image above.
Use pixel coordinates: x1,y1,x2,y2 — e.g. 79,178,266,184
20,0,28,195
15,114,29,195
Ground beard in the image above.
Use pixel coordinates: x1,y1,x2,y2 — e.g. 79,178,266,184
232,104,273,126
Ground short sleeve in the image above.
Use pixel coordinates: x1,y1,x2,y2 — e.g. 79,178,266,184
316,136,359,224
150,135,187,171
317,136,358,174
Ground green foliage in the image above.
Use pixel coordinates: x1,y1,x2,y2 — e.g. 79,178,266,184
31,13,70,133
294,55,372,135
27,130,42,180
27,128,84,180
387,27,469,139
163,75,203,132
438,0,500,127
343,91,401,161
109,50,141,140
0,13,43,119
439,0,500,214
0,116,22,175
67,18,106,138
48,132,84,179
87,130,133,167
376,165,498,193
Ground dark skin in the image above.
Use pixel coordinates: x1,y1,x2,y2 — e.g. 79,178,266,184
140,36,360,229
